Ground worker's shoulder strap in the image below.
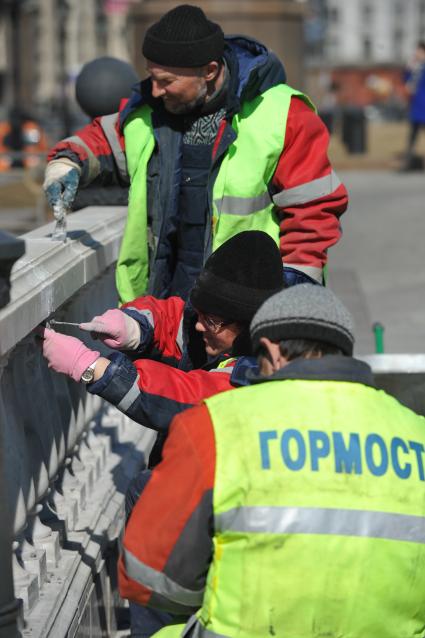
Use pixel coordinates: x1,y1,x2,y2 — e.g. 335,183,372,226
100,112,128,182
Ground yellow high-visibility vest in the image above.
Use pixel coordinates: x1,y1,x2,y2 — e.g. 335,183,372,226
167,377,425,638
118,85,314,302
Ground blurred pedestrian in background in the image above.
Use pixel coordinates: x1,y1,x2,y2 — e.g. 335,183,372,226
43,3,348,304
0,108,48,171
403,41,425,170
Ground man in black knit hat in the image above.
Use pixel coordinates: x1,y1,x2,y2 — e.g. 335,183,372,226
40,230,284,438
39,229,284,636
44,4,348,304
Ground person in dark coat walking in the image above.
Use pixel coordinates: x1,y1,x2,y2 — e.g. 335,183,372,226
403,41,425,168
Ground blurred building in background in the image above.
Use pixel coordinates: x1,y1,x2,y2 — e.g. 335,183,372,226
129,0,308,89
0,0,309,142
305,0,425,119
1,0,422,149
308,0,425,65
0,0,136,140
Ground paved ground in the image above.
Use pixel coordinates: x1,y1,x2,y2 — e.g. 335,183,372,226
328,119,425,171
329,170,425,355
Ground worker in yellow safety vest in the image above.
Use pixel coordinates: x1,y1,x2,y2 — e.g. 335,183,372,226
119,283,425,638
43,4,348,304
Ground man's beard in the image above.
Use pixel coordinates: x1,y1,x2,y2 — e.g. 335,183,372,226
163,84,208,115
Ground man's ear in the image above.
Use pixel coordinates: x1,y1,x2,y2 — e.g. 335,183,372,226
259,337,281,371
204,61,220,82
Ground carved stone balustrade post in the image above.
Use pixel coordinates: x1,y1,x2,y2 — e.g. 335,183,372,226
0,231,26,638
0,231,25,310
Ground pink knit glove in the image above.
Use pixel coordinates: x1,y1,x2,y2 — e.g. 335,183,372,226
40,327,100,382
79,308,141,350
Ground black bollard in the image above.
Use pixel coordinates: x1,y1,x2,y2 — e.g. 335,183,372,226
75,56,139,119
342,106,367,154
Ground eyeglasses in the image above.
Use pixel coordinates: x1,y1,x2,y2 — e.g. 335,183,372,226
196,310,233,334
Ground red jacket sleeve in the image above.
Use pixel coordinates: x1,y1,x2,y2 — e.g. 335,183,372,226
47,109,126,185
134,358,235,406
272,97,348,281
122,295,186,361
119,403,215,612
88,351,236,431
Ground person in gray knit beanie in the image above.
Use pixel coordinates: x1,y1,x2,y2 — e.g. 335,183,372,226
250,284,355,373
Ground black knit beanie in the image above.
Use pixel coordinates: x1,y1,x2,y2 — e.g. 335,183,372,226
190,231,285,324
142,4,224,68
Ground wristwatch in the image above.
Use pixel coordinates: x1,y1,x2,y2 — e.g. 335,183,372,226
80,359,99,384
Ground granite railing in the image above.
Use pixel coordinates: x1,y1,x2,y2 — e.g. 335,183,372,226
361,354,425,417
0,208,156,637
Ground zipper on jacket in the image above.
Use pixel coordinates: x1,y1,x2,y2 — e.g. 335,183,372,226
204,120,237,256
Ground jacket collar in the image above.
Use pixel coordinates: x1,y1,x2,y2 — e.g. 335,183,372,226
224,35,286,102
249,355,375,387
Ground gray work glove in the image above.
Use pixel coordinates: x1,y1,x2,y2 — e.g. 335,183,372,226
43,159,81,209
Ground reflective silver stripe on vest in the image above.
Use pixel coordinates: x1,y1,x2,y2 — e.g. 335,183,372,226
214,191,272,216
100,113,128,181
215,506,425,544
272,170,341,208
117,378,140,412
176,318,184,353
123,549,204,607
62,135,100,183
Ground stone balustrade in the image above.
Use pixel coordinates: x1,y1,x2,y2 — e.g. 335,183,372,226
361,354,425,417
0,208,156,636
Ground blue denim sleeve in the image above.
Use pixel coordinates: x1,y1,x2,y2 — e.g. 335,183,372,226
283,266,322,287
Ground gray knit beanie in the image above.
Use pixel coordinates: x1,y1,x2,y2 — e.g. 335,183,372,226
250,283,355,356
